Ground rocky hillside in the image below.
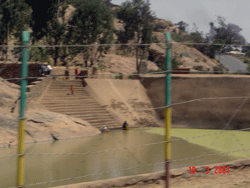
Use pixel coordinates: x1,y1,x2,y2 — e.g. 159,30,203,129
113,15,220,72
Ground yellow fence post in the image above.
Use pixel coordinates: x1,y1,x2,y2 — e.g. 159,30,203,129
165,32,172,188
17,31,29,188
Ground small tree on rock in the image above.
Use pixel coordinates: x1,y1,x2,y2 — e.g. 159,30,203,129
175,21,189,33
65,0,114,67
116,0,155,73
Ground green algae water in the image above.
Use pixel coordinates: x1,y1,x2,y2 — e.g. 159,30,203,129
0,128,245,188
146,128,250,159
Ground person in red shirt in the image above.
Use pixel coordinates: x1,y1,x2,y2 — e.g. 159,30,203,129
71,85,75,95
75,68,78,79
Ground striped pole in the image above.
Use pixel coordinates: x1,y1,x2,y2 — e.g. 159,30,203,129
17,31,29,188
165,32,172,188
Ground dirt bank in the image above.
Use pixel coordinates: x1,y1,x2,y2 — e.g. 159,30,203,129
0,78,100,147
53,159,250,188
141,74,250,129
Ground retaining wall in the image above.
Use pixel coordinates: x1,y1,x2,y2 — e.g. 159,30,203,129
141,74,250,129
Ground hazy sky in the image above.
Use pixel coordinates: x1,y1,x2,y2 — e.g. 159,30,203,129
112,0,250,43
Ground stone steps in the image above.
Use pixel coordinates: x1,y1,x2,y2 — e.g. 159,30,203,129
40,79,119,128
46,106,107,111
41,101,98,105
41,97,93,101
55,111,109,115
43,103,102,107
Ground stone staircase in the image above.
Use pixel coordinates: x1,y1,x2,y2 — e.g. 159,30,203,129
40,79,119,128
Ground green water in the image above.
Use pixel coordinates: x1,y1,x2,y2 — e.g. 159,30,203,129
146,128,250,159
0,128,245,188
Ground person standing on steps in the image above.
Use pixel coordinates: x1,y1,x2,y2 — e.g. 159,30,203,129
71,85,75,95
75,68,78,79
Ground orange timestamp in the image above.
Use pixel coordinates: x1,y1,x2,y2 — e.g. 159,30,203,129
189,166,230,174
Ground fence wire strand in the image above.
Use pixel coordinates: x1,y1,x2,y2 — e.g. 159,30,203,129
1,41,250,48
1,70,250,82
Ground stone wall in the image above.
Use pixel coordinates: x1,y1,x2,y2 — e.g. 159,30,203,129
141,74,250,129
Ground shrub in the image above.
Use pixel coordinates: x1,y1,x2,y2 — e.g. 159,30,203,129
153,22,167,32
172,57,179,69
244,59,250,64
152,35,159,43
247,64,250,73
97,60,106,72
213,65,224,74
193,65,203,71
128,72,139,79
171,32,185,43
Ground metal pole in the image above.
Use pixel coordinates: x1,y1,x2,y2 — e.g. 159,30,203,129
6,0,10,63
165,32,172,188
57,0,59,18
17,31,29,188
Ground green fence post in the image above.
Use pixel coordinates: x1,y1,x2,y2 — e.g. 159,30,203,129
17,31,29,188
165,32,172,188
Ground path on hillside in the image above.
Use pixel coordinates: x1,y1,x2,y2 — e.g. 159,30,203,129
40,79,119,128
215,53,247,72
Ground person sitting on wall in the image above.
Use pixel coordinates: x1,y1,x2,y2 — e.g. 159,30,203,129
122,121,129,130
46,65,52,75
39,64,47,76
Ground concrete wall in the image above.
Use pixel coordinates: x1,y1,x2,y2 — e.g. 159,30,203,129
141,74,250,129
85,79,162,127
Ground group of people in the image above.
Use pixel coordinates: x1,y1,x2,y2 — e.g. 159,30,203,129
100,121,129,133
39,64,52,76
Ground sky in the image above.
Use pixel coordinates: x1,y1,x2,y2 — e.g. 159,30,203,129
112,0,250,43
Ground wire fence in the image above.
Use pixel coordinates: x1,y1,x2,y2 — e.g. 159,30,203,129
0,41,250,188
0,41,250,47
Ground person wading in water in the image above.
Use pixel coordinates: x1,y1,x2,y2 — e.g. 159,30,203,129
122,121,129,130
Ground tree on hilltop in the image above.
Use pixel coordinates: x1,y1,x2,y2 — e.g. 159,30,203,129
65,0,114,67
189,23,205,54
116,0,155,73
103,0,112,6
175,21,189,33
25,0,68,66
206,16,246,56
0,0,31,61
